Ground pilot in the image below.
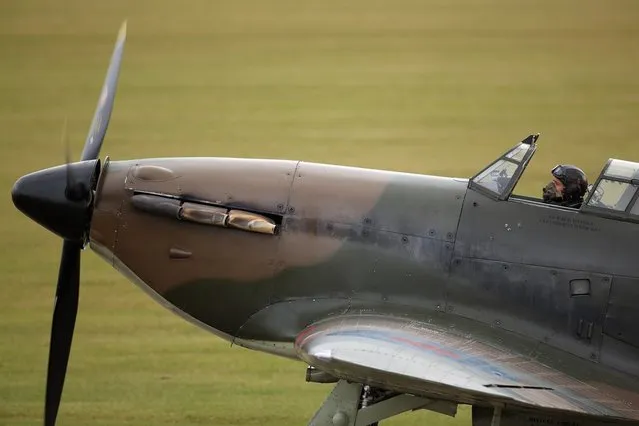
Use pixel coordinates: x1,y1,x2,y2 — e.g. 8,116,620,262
542,164,588,208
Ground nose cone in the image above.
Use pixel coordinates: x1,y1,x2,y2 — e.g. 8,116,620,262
12,160,100,242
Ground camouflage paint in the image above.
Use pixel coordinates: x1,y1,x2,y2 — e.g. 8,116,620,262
88,153,639,422
90,157,466,341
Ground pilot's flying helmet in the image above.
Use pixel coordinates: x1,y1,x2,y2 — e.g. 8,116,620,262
551,164,588,201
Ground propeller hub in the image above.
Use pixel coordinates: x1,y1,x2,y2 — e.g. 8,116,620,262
12,160,100,242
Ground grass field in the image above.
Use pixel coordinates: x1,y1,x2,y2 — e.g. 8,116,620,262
1,1,638,425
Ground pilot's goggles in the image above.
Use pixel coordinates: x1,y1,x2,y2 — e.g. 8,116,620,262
551,165,566,179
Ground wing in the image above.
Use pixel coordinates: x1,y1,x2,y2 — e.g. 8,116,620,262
295,314,639,423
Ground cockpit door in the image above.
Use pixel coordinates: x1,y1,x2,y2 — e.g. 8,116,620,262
469,134,538,201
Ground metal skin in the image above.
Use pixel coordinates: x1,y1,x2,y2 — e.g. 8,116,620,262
87,151,639,421
90,157,466,344
12,24,639,426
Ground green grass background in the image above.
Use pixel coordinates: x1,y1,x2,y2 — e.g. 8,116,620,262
1,1,638,424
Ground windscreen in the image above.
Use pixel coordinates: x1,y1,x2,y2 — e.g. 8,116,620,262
471,141,535,199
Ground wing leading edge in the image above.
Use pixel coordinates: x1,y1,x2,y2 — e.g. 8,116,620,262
295,314,639,423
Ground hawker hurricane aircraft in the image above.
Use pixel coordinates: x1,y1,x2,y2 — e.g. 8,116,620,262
11,23,639,426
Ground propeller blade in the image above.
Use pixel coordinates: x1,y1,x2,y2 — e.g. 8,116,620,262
44,240,82,426
80,21,127,162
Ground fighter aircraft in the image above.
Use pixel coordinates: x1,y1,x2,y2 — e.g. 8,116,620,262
11,23,639,426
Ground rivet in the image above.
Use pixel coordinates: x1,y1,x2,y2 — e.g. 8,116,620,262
473,202,478,207
402,235,409,243
277,203,284,211
288,206,295,213
446,232,453,239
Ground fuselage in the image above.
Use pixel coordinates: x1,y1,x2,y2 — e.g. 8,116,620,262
89,156,639,397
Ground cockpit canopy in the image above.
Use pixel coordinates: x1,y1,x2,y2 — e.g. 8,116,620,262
469,134,639,223
582,159,639,221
